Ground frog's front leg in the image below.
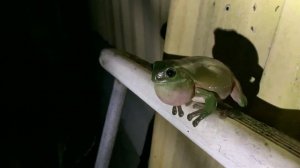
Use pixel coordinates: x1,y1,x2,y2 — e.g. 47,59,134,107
172,106,184,117
187,88,217,127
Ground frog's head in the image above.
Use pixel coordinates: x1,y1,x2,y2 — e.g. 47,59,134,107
152,61,178,83
151,60,195,106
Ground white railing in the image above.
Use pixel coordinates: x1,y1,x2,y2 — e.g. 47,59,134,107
95,49,300,168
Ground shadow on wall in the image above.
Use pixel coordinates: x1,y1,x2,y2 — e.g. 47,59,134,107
212,28,262,108
212,28,300,141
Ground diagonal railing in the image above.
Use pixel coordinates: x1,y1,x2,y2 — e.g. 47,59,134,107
95,49,300,168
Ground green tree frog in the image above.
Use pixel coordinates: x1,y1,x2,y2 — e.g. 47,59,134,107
152,56,247,127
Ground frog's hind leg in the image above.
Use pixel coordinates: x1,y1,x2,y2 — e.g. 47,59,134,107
172,106,184,117
231,78,247,107
187,88,217,127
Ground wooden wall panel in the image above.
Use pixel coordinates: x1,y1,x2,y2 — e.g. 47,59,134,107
164,0,284,67
258,0,300,109
92,0,170,62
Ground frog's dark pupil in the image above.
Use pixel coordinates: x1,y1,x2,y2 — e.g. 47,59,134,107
166,68,176,78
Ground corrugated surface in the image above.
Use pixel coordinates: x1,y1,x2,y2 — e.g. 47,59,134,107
92,0,170,62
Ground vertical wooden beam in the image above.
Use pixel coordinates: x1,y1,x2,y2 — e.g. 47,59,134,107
149,115,223,168
258,0,300,109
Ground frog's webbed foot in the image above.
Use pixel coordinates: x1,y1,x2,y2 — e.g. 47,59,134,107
187,109,212,127
187,88,217,127
172,106,184,117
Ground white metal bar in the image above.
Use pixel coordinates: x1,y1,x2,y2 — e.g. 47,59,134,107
99,49,300,168
94,79,127,168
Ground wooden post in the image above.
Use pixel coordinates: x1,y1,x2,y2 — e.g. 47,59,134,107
258,0,300,109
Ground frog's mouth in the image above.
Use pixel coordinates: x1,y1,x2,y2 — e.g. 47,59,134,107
153,78,192,86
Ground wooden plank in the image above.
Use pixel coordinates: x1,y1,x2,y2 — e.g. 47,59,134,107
149,114,223,168
98,0,168,61
131,0,146,58
258,0,300,109
164,0,284,67
92,0,115,45
99,49,300,168
120,0,135,53
111,0,124,49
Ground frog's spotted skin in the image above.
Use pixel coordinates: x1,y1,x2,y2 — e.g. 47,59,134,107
152,56,247,127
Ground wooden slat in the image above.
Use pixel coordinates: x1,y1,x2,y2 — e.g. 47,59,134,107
258,0,300,109
112,0,125,49
131,0,146,57
96,0,169,61
120,0,135,53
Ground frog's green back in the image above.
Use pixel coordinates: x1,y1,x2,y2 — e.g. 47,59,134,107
173,56,234,99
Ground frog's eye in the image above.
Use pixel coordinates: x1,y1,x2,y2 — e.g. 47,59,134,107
166,68,176,78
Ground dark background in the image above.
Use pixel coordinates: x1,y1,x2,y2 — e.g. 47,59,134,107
3,0,114,167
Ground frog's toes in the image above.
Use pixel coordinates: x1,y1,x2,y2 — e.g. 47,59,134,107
172,106,184,117
192,111,211,127
187,109,202,121
172,106,177,115
192,118,201,127
177,106,184,117
187,110,212,127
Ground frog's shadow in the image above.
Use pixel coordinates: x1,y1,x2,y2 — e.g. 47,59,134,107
212,28,262,108
212,29,300,140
